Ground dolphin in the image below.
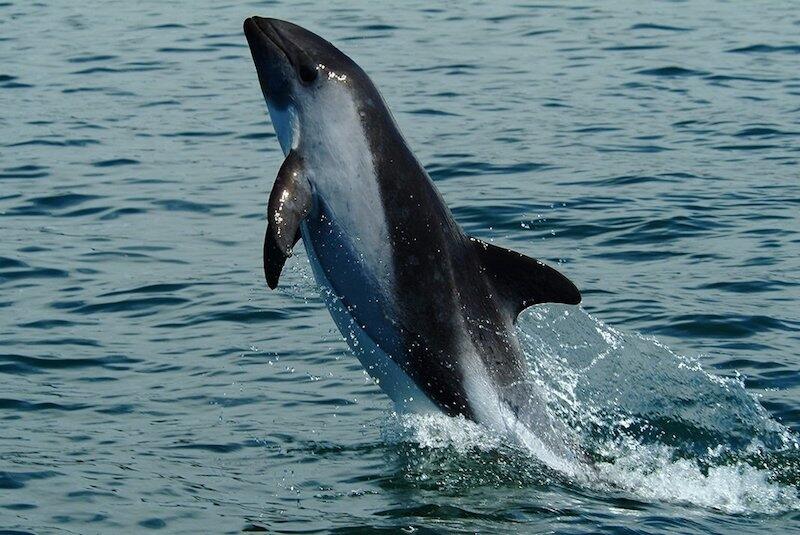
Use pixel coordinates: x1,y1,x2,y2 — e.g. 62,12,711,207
243,17,583,472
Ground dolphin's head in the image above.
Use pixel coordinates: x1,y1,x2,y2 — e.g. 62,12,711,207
244,17,379,155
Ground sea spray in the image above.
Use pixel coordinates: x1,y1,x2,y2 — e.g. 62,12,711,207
382,305,800,514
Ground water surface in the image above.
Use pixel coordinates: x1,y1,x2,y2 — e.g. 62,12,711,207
2,1,800,533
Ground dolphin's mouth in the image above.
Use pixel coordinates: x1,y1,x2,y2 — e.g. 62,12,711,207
244,17,313,74
244,17,303,109
244,17,293,66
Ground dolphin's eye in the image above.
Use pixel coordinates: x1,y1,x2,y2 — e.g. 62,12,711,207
298,63,318,84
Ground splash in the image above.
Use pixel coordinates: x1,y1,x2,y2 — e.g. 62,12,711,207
594,445,800,514
383,306,800,514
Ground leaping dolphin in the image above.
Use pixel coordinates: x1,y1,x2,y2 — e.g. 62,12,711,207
243,17,583,472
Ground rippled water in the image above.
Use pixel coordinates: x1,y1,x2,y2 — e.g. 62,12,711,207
2,1,800,533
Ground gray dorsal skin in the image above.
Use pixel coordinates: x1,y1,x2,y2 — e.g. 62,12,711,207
244,17,583,468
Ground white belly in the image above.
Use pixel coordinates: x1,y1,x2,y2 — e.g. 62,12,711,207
301,221,439,414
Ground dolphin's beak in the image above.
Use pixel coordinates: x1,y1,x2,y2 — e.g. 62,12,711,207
244,17,290,64
243,17,297,109
244,17,320,108
244,17,317,74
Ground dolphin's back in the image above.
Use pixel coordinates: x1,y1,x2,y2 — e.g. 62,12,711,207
363,114,480,415
348,106,577,417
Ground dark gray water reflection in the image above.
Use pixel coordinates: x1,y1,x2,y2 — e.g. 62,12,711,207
2,1,800,533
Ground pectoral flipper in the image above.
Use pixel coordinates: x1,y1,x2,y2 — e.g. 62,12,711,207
264,150,311,289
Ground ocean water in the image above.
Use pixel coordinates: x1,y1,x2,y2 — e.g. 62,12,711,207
2,0,800,533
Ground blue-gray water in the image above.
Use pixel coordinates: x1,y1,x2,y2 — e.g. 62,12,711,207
2,1,800,533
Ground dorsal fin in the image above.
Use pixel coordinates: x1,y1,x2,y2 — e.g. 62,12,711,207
469,236,581,323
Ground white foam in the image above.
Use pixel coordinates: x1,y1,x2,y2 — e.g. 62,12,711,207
382,412,503,453
594,444,800,515
378,306,800,515
383,411,800,514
